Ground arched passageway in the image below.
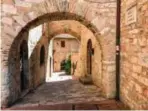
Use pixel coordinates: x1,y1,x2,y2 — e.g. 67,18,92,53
2,0,148,110
5,19,103,108
1,0,116,108
52,34,80,73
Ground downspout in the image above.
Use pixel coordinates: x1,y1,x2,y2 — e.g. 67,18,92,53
116,0,121,100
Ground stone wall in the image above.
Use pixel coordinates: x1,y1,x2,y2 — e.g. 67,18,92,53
120,0,148,109
1,25,48,107
29,29,49,88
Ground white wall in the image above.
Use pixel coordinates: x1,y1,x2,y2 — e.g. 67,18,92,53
28,25,42,57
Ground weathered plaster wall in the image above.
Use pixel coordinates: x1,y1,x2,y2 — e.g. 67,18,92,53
120,0,148,109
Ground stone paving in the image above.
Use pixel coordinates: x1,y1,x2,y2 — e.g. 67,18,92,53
10,72,106,108
6,100,129,110
4,72,130,110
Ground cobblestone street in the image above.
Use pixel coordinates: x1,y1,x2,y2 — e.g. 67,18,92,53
4,73,129,110
11,73,105,107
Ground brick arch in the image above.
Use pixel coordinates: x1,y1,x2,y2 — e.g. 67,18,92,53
1,0,117,108
45,20,103,83
4,18,102,108
47,27,81,41
46,20,101,41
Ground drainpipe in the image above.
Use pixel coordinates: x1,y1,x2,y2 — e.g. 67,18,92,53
116,0,121,100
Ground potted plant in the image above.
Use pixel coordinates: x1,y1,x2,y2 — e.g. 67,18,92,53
64,54,71,75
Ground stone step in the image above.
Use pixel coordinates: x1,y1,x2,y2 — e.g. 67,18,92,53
79,75,93,85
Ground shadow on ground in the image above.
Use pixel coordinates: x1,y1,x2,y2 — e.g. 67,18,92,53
11,79,105,108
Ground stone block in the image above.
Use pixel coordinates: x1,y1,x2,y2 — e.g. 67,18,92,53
3,25,17,37
2,0,14,5
135,84,143,94
143,88,148,98
15,0,32,8
107,65,115,72
142,67,148,76
131,72,138,80
13,16,26,26
2,17,13,26
131,56,138,64
27,12,37,20
91,17,106,31
75,104,97,110
139,76,148,86
125,61,132,68
138,37,147,47
15,25,22,33
16,6,30,13
133,64,142,73
100,27,111,35
128,29,139,34
24,0,44,3
138,53,148,67
7,104,73,110
2,4,17,14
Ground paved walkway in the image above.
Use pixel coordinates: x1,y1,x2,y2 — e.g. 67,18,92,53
7,100,129,110
6,72,129,110
46,71,73,82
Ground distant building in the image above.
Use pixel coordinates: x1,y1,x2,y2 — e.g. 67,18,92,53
53,37,80,74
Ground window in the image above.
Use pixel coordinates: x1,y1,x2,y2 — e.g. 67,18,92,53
61,41,65,47
40,45,45,65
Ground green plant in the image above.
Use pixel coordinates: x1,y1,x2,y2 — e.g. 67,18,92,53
64,55,71,75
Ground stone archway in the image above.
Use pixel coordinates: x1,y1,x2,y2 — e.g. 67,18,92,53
4,19,103,108
45,20,102,83
1,0,116,108
1,16,110,108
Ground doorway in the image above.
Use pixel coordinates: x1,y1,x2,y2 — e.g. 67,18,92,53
20,40,29,92
87,39,92,75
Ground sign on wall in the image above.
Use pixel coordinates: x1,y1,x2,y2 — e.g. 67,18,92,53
126,6,137,25
125,0,137,25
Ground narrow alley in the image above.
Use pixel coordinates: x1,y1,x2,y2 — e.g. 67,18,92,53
1,0,148,110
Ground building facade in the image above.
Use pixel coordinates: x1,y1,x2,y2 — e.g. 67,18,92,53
53,37,80,73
